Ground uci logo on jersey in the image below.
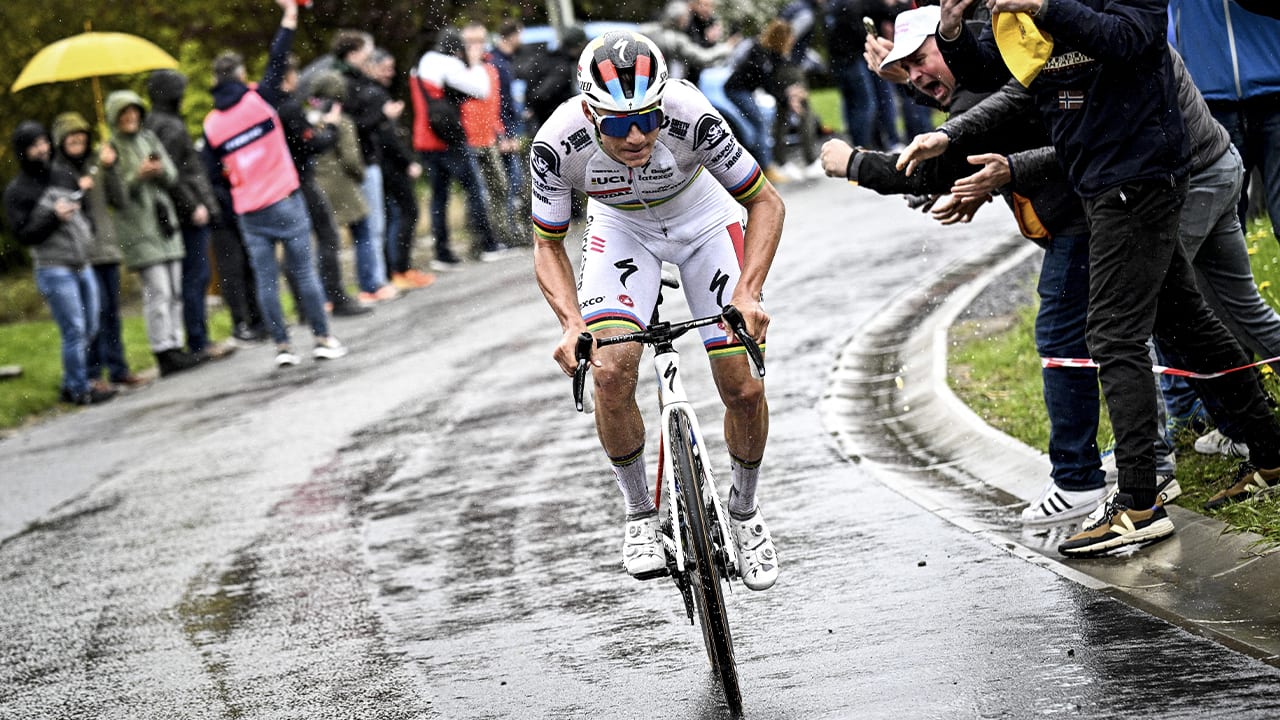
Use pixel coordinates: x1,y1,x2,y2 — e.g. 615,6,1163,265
590,175,627,185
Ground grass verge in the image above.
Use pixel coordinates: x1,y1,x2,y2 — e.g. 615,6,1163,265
948,217,1280,549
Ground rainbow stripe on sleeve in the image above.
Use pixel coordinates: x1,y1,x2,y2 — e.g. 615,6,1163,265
704,336,767,360
726,163,766,203
532,213,570,241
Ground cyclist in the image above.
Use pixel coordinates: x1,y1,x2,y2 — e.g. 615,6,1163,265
531,31,784,591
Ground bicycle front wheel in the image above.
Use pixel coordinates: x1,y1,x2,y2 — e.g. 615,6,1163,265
670,409,742,715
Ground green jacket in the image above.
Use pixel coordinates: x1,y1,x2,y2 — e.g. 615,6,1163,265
103,90,183,270
313,114,367,227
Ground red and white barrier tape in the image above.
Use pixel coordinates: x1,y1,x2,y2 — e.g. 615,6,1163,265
1042,354,1280,380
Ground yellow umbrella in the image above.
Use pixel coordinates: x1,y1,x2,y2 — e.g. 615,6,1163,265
11,30,179,130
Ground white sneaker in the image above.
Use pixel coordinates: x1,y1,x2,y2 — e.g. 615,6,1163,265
803,159,826,180
622,512,666,579
1086,475,1181,523
1020,480,1108,525
478,245,519,262
275,347,301,367
1194,429,1250,458
729,504,778,591
312,335,348,360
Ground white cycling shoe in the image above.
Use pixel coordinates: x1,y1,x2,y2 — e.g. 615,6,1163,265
729,502,779,591
622,511,666,579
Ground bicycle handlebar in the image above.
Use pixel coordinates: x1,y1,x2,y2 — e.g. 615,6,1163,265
571,305,765,413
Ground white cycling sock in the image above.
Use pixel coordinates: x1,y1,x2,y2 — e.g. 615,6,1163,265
729,455,761,517
611,445,655,516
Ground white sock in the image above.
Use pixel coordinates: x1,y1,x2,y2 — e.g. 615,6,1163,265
729,455,761,517
611,446,655,516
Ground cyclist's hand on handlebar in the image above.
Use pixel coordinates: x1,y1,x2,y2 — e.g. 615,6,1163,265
727,293,769,343
555,324,596,377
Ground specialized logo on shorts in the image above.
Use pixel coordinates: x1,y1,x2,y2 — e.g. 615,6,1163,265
614,258,638,287
531,141,561,179
589,236,607,253
693,114,729,151
710,269,730,307
619,294,634,307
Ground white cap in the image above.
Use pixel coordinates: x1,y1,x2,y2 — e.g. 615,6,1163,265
881,5,943,68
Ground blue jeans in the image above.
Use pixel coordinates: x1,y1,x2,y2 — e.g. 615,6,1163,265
181,224,212,353
1036,234,1108,491
36,265,99,396
87,263,130,383
420,148,498,258
236,192,330,345
360,164,389,285
726,88,774,167
349,215,382,294
832,59,877,148
1210,101,1280,233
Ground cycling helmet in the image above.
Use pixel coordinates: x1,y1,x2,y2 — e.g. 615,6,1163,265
577,30,669,112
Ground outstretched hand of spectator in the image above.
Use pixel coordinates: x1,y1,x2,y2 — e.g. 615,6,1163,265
939,0,978,40
951,153,1011,199
930,192,991,225
896,131,950,176
820,138,855,178
864,36,908,84
383,99,404,121
988,0,1044,14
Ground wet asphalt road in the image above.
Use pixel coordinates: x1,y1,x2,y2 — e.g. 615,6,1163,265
2,179,1279,719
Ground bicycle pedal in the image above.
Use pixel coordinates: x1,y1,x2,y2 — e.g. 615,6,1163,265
632,567,670,581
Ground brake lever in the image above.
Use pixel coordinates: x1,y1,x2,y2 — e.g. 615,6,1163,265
573,332,595,413
721,305,765,379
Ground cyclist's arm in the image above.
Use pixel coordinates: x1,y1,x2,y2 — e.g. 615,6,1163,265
733,182,784,340
534,236,589,377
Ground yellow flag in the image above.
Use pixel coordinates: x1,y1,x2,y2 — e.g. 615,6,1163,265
995,12,1055,87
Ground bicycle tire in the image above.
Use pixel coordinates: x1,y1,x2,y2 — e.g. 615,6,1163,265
670,410,742,715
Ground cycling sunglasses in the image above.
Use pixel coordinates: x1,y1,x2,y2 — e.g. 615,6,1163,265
590,105,664,138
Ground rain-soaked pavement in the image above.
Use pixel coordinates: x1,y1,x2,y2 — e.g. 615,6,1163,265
2,179,1279,719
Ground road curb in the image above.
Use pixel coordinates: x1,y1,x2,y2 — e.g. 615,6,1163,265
822,233,1280,667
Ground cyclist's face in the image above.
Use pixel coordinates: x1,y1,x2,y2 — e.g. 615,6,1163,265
584,102,661,168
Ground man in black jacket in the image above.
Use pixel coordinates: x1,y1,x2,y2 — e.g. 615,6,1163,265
938,0,1280,557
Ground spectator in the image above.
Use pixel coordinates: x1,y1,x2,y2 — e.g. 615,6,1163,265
724,19,798,184
520,25,589,138
937,0,1280,556
266,51,372,317
367,48,435,291
639,1,736,83
101,90,201,377
201,0,348,367
488,19,535,246
4,121,115,405
332,29,397,298
146,69,235,362
309,71,390,304
460,21,523,250
780,0,827,74
684,0,727,85
1169,0,1280,248
826,0,879,147
411,27,512,269
49,111,147,391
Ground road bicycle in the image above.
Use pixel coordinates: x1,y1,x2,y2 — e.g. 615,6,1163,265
572,275,765,716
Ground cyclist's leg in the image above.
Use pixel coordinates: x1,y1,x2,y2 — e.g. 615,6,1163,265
578,211,663,512
678,214,769,514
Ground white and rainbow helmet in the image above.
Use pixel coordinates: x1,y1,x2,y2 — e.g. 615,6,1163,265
576,30,669,113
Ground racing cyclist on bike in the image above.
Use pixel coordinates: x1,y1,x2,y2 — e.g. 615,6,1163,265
531,31,785,591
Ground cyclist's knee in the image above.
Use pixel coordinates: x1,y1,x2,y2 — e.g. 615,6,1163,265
720,377,765,416
593,360,640,402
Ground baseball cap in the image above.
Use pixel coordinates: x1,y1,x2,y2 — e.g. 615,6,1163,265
881,5,943,68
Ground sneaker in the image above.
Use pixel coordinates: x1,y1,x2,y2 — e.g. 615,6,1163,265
1193,428,1250,459
59,385,117,405
392,269,437,290
764,165,792,185
478,244,519,263
275,347,301,367
431,253,463,272
357,284,400,304
622,511,667,579
331,301,373,317
233,323,268,343
1204,462,1280,510
728,497,778,591
1086,475,1181,524
1020,481,1108,525
312,336,348,360
109,373,150,389
1058,493,1174,557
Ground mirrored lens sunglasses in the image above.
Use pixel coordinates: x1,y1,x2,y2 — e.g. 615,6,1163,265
591,106,664,138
